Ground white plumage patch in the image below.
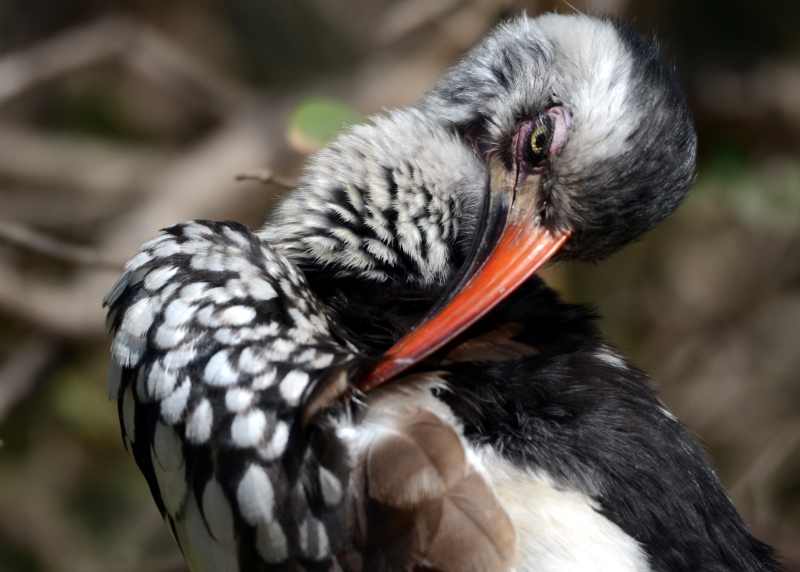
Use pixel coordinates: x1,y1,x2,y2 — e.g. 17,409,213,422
477,448,651,572
594,347,628,369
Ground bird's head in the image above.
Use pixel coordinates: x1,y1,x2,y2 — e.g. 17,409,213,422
423,13,697,261
264,14,696,388
364,14,697,387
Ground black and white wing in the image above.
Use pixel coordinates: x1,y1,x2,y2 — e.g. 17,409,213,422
105,220,357,571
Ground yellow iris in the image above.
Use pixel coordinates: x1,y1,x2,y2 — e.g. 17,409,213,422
530,123,549,156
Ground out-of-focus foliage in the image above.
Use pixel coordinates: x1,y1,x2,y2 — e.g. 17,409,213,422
0,1,798,571
288,97,364,153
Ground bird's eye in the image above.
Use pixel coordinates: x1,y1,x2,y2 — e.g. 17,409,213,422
528,117,552,164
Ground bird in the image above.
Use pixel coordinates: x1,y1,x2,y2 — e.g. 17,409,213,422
105,12,781,572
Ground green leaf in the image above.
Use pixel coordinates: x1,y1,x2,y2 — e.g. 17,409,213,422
287,97,363,153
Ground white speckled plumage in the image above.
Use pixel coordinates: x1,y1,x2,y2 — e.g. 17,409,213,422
106,220,355,569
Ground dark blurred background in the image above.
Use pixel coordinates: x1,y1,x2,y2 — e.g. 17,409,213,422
0,1,797,570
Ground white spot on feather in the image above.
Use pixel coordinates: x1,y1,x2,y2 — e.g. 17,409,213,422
125,250,152,271
180,282,208,303
220,305,256,326
164,298,194,328
231,410,267,448
207,286,234,305
311,352,335,369
113,297,156,366
298,516,329,560
595,348,626,369
225,388,254,412
279,370,309,405
144,266,178,292
252,369,277,390
186,399,213,444
239,347,266,375
204,350,239,386
259,421,289,460
196,305,219,328
163,343,198,369
237,464,275,525
248,278,277,301
147,359,178,400
152,240,182,259
319,466,343,506
223,225,251,247
161,379,191,425
155,324,186,349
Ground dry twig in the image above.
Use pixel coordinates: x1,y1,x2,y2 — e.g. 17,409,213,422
0,221,124,270
0,15,253,112
0,111,286,339
0,122,168,198
235,168,296,190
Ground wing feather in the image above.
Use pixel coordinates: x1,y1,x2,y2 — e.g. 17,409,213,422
105,220,355,571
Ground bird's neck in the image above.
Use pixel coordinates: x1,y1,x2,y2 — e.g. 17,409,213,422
261,108,486,290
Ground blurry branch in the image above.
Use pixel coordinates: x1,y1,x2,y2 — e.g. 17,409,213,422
235,168,296,190
125,21,254,114
0,17,131,105
0,222,123,270
0,15,253,113
376,0,466,44
0,190,118,230
0,112,285,338
0,336,59,420
0,123,168,198
694,63,800,130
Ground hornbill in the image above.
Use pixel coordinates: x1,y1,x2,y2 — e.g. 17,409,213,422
105,13,780,572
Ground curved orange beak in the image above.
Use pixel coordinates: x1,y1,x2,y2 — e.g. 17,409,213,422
359,157,571,392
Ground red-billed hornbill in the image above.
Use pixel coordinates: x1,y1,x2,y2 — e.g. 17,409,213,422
105,13,780,572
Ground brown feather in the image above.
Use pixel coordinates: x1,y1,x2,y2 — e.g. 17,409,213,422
356,406,516,571
442,323,538,364
366,410,468,507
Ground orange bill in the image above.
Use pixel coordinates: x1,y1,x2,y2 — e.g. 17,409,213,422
359,159,571,392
